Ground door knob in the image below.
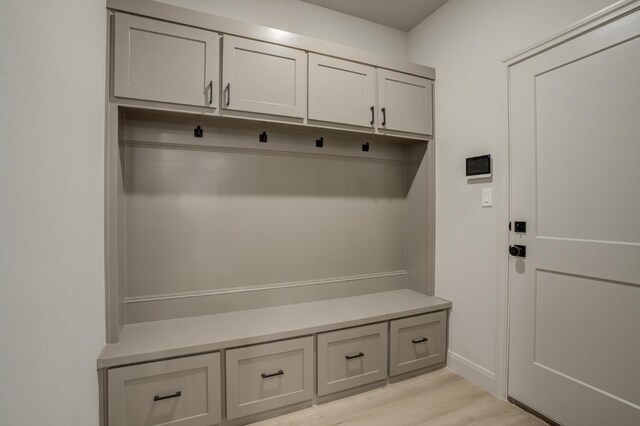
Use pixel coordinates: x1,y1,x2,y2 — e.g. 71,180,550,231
509,245,526,258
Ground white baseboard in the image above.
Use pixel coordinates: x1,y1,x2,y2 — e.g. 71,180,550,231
447,350,497,395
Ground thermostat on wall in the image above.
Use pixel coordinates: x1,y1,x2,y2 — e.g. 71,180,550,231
466,155,491,179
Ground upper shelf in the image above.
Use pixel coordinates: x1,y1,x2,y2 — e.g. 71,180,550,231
98,289,451,369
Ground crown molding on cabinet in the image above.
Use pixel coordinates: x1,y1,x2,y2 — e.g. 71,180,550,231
106,0,435,80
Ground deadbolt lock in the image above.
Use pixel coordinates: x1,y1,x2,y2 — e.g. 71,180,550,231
509,245,526,258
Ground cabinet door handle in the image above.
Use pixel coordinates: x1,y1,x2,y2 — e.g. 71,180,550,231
412,337,429,344
153,391,182,401
208,80,213,105
381,107,386,126
225,83,231,107
261,369,284,379
370,105,374,125
345,352,365,360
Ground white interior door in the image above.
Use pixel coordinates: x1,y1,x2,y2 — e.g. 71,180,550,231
308,53,376,128
508,7,640,426
222,35,306,118
377,69,432,136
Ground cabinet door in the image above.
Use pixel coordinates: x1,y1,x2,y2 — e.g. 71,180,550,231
377,69,433,135
222,35,306,118
317,323,388,396
308,54,376,128
107,353,221,426
389,311,447,377
113,13,220,108
225,337,314,420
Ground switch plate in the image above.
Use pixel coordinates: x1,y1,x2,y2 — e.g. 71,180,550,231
482,188,492,207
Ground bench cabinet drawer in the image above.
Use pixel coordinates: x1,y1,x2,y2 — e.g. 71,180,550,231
107,353,221,426
389,311,447,376
225,336,314,420
317,322,388,396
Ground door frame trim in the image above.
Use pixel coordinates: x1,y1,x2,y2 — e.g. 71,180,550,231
495,0,640,399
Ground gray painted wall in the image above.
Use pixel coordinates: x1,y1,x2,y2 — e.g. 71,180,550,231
407,0,618,394
157,0,409,60
121,115,431,323
0,1,106,425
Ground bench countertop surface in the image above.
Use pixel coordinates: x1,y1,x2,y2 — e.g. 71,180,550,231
98,289,451,369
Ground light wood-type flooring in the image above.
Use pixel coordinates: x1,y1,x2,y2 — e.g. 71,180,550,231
251,368,546,426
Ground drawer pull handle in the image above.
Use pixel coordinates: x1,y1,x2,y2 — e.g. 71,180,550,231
345,352,365,360
153,391,182,402
261,370,284,379
412,337,429,344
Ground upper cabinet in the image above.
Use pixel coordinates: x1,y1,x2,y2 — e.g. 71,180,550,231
110,9,435,140
113,13,220,108
308,54,376,128
377,69,433,136
222,36,307,118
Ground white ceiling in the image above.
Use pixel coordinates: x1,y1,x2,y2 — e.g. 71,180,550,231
301,0,448,31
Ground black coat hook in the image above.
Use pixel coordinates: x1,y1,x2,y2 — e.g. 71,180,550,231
259,131,268,142
194,125,203,138
316,137,323,148
362,142,369,152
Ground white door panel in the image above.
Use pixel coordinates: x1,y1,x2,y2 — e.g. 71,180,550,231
222,35,306,118
308,54,376,128
508,6,640,426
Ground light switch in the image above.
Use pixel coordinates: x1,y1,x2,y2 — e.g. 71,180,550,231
482,188,492,207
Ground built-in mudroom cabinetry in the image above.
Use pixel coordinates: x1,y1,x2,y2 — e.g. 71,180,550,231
99,1,449,425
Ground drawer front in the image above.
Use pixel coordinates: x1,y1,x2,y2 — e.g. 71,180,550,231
107,353,221,426
317,322,388,396
225,337,314,420
390,311,447,376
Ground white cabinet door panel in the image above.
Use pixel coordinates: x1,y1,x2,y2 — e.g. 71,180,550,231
113,13,219,108
308,54,375,127
222,36,306,118
378,69,432,136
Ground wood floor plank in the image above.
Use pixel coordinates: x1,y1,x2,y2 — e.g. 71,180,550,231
250,369,546,426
